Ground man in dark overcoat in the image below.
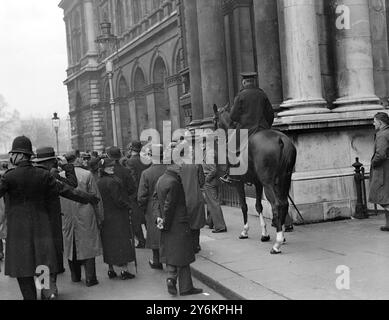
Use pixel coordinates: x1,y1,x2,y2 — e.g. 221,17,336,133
155,164,203,297
0,137,60,300
180,155,206,253
125,141,150,248
138,145,166,269
369,112,389,231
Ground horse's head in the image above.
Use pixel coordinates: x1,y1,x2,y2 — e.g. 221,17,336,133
213,104,233,132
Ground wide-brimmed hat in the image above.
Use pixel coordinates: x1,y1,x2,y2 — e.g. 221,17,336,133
107,146,122,160
32,147,56,162
9,136,34,156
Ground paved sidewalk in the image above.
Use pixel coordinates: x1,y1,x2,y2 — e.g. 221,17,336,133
191,206,389,300
0,249,224,300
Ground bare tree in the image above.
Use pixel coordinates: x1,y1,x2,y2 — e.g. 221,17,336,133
0,95,20,154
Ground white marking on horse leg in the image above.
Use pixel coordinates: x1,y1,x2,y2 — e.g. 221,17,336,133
259,214,268,237
272,231,284,253
240,223,249,238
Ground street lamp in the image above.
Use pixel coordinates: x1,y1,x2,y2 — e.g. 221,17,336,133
96,20,119,146
52,112,60,155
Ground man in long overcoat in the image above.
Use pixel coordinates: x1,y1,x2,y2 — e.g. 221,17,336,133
125,141,150,248
180,150,206,253
33,147,100,299
0,136,59,300
60,152,104,287
138,145,166,269
155,164,203,297
369,112,389,231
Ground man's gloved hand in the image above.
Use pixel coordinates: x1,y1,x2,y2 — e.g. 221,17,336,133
50,167,61,179
86,193,100,205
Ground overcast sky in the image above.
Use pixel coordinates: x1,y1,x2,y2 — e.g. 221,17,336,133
0,1,69,119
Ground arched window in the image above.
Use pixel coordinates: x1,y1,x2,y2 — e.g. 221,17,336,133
118,77,129,98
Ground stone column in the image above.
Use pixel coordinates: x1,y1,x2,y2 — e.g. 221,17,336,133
197,0,229,118
84,0,98,55
183,0,203,120
229,0,256,91
128,95,139,140
166,75,182,131
223,13,236,103
332,0,381,112
277,0,328,117
145,85,158,131
253,0,283,107
115,104,123,148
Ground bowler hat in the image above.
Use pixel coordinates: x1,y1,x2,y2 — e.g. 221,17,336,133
9,136,34,156
107,146,122,160
32,147,56,162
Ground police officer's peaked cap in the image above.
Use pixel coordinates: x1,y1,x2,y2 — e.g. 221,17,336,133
240,72,258,79
9,136,34,156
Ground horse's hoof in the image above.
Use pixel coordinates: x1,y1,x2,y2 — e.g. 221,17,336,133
285,226,294,233
239,235,249,240
270,248,282,255
261,235,271,242
283,238,287,244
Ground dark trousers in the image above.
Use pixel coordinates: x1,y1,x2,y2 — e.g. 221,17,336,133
0,239,3,255
68,239,97,282
152,249,160,264
17,277,37,300
167,265,193,294
191,230,200,252
204,186,227,231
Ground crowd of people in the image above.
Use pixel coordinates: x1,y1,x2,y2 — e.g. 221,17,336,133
0,136,228,300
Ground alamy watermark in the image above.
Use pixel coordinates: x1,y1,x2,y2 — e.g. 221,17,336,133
335,265,350,290
335,5,351,30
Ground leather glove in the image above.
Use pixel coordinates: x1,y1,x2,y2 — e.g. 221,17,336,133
86,193,100,205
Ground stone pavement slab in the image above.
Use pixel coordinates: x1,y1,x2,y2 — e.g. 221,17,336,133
0,249,224,300
190,206,389,300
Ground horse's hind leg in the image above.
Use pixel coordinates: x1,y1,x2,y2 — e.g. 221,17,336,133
263,185,285,254
235,182,249,239
254,181,270,242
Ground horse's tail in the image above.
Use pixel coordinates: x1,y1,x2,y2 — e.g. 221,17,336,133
276,135,297,196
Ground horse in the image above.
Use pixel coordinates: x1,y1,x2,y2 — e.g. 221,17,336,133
212,104,297,254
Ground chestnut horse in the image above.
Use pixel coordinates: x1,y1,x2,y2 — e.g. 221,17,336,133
213,104,297,254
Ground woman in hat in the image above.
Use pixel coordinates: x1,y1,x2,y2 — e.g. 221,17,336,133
97,158,136,280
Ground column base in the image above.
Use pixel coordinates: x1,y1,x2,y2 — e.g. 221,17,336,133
278,99,329,117
333,96,382,113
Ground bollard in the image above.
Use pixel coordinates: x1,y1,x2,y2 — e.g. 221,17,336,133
352,158,369,219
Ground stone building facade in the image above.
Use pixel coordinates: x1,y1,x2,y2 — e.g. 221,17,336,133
60,0,389,222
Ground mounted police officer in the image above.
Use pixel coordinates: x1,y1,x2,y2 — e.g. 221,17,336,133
220,72,275,184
